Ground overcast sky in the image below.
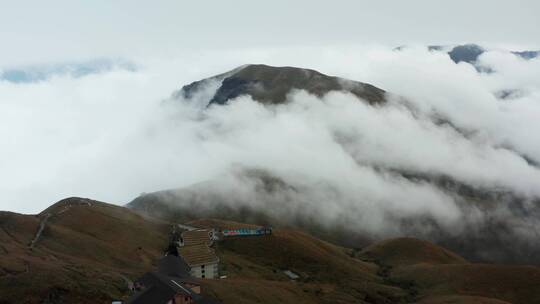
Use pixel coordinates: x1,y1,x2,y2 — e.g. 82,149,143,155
1,0,539,66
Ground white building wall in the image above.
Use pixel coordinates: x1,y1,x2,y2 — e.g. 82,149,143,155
190,262,218,279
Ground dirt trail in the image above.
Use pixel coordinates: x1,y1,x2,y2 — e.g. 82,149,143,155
29,213,51,249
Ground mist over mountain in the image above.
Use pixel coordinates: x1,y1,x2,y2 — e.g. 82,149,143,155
397,44,540,80
3,1,540,302
397,44,540,65
0,59,137,83
129,63,540,264
395,44,540,103
2,47,539,265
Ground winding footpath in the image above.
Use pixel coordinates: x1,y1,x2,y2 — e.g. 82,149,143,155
29,213,51,249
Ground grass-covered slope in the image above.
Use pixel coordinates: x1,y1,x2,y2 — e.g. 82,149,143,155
194,220,409,304
0,197,170,304
357,237,540,304
416,295,512,304
390,264,540,304
359,237,468,267
3,207,540,304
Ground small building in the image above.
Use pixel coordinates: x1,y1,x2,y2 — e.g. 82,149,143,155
126,255,219,304
179,244,219,279
128,272,198,304
178,229,219,279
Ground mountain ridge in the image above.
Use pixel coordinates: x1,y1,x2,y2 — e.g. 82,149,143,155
3,197,540,303
175,64,387,106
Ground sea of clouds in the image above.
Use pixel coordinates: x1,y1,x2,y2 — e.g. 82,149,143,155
1,45,538,241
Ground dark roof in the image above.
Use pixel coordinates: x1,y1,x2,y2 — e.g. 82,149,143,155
179,244,219,266
126,284,174,304
182,229,213,246
127,271,219,304
157,254,191,277
127,272,194,304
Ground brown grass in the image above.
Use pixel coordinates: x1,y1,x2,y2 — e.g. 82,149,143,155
207,222,409,303
360,237,468,267
3,207,540,304
416,295,512,304
390,263,540,304
0,198,170,304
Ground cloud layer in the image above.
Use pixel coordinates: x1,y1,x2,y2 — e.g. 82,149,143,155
1,45,539,241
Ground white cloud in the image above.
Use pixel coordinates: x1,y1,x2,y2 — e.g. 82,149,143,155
0,45,539,241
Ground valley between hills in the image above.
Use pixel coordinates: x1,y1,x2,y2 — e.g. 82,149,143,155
1,197,539,304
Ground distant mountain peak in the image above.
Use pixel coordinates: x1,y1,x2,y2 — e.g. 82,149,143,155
397,43,540,64
447,44,486,64
176,64,386,105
